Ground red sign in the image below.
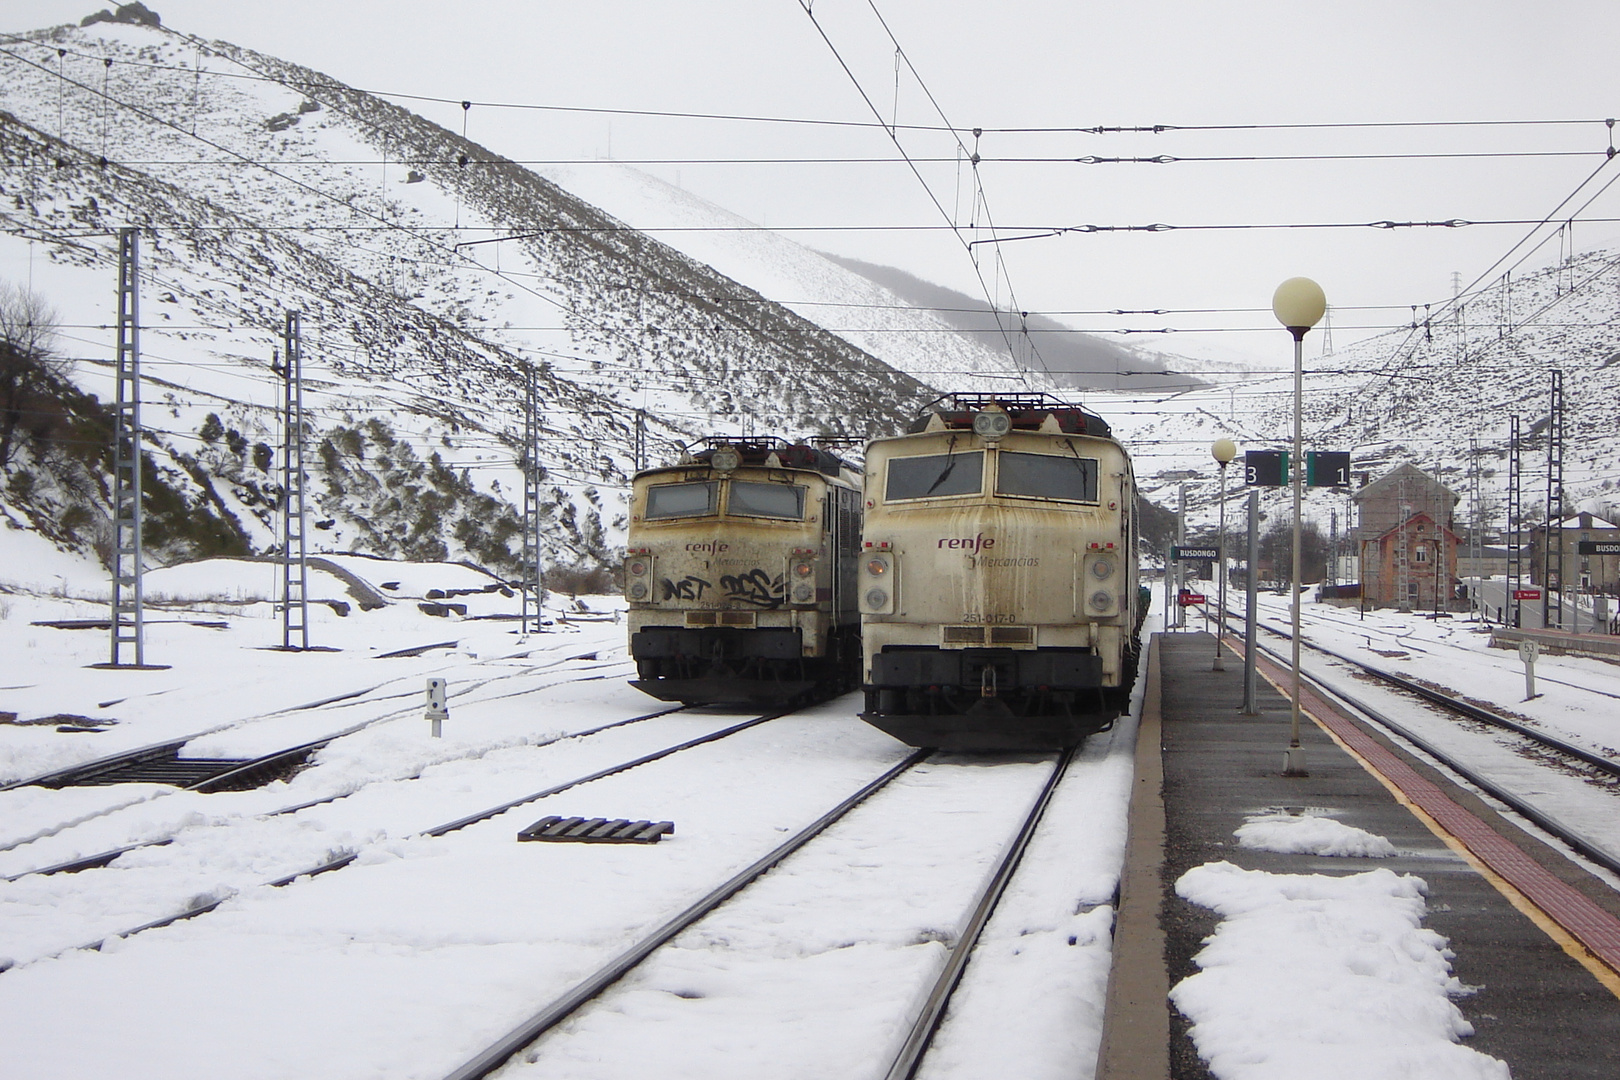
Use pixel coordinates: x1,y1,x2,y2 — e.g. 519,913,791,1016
1178,592,1207,606
1512,589,1541,601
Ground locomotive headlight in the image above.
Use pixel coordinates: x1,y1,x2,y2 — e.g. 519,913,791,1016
971,409,1012,439
862,550,896,613
1082,555,1119,616
627,560,648,578
794,584,814,602
794,562,815,578
629,582,649,600
710,446,742,472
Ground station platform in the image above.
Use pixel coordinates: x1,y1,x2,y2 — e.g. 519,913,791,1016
1099,631,1620,1080
1490,624,1620,662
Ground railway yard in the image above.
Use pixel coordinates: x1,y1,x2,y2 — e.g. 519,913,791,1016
2,551,1619,1078
4,7,1620,1077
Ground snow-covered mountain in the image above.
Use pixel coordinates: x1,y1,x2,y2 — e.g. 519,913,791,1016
0,12,1021,576
524,163,1044,392
1114,251,1620,535
5,10,1617,579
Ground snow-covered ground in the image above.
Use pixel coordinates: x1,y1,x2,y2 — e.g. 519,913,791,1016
0,535,1140,1078
1173,858,1509,1080
4,530,1606,1078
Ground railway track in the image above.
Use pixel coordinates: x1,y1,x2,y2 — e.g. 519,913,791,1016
444,747,1076,1080
0,641,627,795
0,652,643,873
1279,602,1620,702
1238,614,1620,779
1235,629,1620,879
0,704,785,971
1,704,687,884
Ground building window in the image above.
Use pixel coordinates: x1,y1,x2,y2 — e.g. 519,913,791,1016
1414,546,1430,564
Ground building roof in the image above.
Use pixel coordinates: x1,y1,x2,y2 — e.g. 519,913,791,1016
1545,512,1620,531
1352,463,1459,506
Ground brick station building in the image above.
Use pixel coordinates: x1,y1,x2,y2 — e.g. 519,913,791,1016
1354,464,1461,610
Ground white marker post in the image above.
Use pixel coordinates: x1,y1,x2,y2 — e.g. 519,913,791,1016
426,677,449,737
1518,639,1540,701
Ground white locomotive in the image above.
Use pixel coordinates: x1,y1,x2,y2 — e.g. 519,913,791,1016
624,438,863,705
857,394,1143,750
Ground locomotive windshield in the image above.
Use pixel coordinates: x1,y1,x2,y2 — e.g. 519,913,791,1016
729,481,805,520
644,481,718,519
885,451,984,501
995,451,1099,502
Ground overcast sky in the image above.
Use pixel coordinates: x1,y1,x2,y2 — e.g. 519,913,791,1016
9,0,1620,366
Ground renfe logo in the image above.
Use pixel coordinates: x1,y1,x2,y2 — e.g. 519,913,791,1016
938,533,995,552
686,541,730,554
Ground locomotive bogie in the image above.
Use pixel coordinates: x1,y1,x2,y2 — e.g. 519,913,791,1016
857,397,1141,751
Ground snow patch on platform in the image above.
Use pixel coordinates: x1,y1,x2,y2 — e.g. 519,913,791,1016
1171,861,1508,1080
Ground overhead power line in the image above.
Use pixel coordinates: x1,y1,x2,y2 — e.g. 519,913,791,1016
0,148,1607,167
5,34,1613,138
792,0,1043,382
1,39,942,409
19,217,1620,239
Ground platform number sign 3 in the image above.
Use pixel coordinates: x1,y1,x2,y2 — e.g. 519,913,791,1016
1244,450,1287,486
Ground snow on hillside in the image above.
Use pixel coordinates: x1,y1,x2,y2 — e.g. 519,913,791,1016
0,17,947,575
533,162,1041,393
1106,251,1620,532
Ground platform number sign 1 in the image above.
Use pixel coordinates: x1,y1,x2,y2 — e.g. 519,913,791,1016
1245,450,1288,486
1306,451,1351,488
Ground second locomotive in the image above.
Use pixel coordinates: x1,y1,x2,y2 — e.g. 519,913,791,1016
624,438,863,706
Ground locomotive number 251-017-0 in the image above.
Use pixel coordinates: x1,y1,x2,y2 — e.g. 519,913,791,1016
959,612,1018,624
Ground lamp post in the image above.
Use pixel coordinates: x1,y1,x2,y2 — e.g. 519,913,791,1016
1212,438,1237,670
1273,277,1326,777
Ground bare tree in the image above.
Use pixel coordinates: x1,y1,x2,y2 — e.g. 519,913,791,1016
0,280,67,469
1259,516,1330,585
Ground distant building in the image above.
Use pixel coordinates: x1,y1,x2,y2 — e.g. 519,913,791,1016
1456,544,1513,581
1353,464,1460,609
1527,511,1620,596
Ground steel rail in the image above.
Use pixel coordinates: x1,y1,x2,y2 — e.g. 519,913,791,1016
272,711,781,882
0,739,191,792
1248,638,1620,879
1270,605,1620,705
882,745,1077,1080
1282,607,1620,703
1238,614,1620,778
441,747,933,1080
34,708,763,963
1,704,689,883
0,647,634,793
